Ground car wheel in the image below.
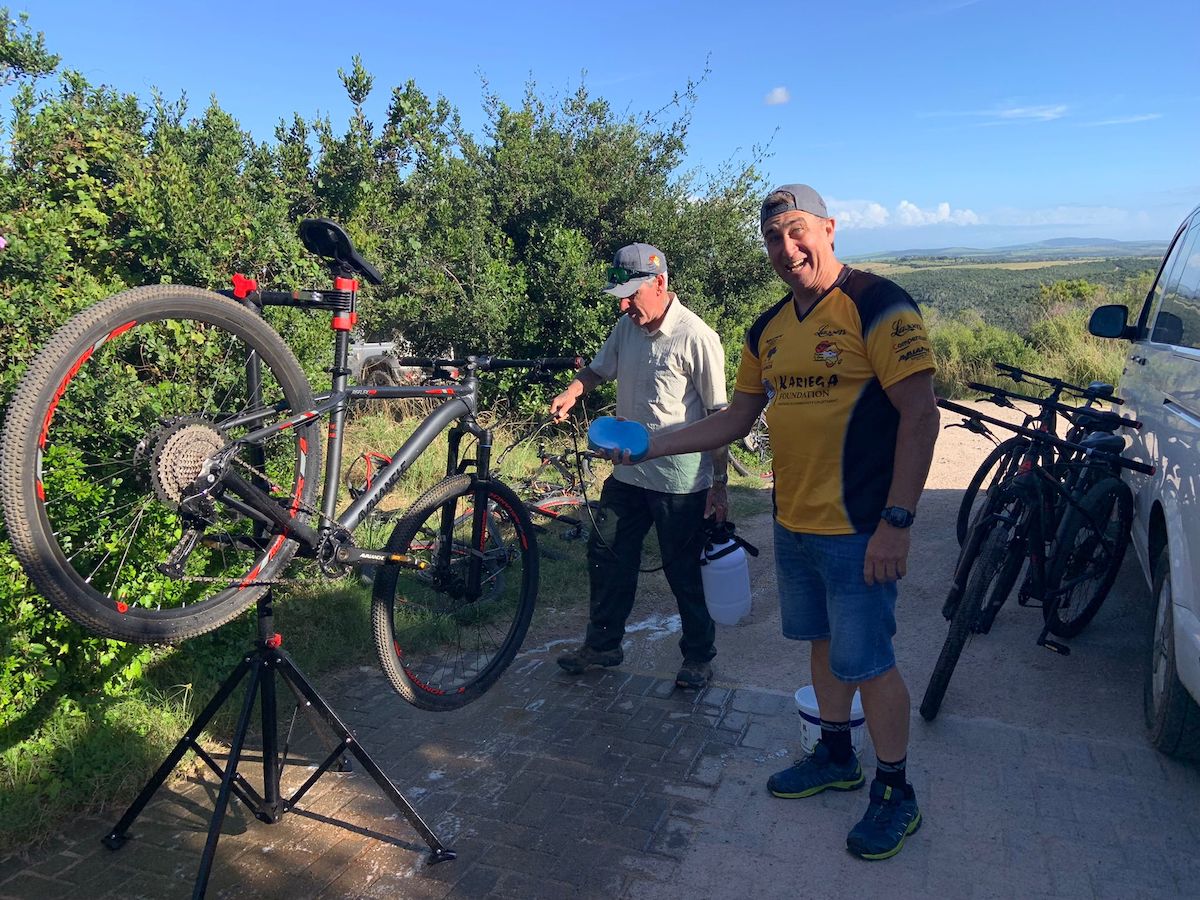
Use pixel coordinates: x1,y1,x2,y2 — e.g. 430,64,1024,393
1144,553,1200,759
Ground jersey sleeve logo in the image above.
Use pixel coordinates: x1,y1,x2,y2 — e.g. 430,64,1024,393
813,340,843,367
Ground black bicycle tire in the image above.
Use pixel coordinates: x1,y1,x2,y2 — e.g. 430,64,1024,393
956,436,1028,546
964,496,1022,638
370,474,538,711
1043,476,1133,638
0,285,320,644
921,517,998,721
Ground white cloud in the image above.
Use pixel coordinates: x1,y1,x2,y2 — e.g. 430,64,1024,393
764,86,790,106
829,198,978,229
920,103,1068,124
1080,113,1161,127
992,104,1067,122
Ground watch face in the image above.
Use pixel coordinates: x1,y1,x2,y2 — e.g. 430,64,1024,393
882,507,914,527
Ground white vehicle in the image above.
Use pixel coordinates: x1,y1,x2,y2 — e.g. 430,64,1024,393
1089,204,1200,759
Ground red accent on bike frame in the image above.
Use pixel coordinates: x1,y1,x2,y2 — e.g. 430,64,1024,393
334,277,358,292
331,313,353,331
266,633,283,648
494,495,529,550
231,273,258,299
115,601,129,613
423,388,457,396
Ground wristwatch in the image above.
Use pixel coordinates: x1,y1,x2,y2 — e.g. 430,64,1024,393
880,506,915,528
712,472,729,485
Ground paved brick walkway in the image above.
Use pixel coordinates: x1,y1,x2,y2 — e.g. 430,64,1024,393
2,637,1199,899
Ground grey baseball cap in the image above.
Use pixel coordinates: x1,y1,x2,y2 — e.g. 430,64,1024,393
602,242,668,298
760,183,828,230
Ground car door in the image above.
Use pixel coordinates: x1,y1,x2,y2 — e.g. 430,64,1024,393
1126,212,1200,665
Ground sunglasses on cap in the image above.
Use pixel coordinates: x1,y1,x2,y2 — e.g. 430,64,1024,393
606,266,657,285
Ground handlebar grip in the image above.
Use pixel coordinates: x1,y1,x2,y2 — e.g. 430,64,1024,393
1117,456,1155,476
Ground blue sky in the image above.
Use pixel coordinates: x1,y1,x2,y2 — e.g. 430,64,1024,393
10,0,1200,255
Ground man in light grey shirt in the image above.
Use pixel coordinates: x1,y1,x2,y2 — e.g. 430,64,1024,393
550,242,729,689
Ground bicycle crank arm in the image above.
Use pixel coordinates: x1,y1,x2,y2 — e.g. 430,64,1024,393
334,547,428,570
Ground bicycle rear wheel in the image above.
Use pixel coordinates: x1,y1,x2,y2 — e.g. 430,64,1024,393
956,437,1027,545
1044,476,1132,638
1,285,321,643
371,474,538,711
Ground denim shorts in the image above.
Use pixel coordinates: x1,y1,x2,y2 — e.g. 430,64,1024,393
774,522,898,683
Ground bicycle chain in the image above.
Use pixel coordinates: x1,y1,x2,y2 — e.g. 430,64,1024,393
171,452,340,587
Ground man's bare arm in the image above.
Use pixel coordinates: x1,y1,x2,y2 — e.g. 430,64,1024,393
550,367,604,421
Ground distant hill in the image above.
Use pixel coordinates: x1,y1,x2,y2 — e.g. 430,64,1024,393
848,238,1167,263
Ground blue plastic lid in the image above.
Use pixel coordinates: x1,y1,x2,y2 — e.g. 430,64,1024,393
587,416,650,463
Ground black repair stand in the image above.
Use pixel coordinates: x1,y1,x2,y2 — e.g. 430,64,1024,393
102,591,455,899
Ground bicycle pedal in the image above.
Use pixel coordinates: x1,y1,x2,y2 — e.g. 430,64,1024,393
1038,638,1071,656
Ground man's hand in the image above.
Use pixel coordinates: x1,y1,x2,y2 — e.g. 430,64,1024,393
549,389,577,422
705,483,729,522
864,521,910,585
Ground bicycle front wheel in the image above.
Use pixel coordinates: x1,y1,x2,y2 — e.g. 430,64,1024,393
1,285,321,644
921,506,1013,721
956,437,1027,545
1044,476,1133,638
371,474,538,711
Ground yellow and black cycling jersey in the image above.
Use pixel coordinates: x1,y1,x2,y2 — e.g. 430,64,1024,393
735,266,935,535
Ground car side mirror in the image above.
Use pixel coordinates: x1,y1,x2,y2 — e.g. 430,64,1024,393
1088,304,1132,339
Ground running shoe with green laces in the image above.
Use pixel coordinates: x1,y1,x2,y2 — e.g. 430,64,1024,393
767,741,865,799
556,644,624,675
846,780,922,860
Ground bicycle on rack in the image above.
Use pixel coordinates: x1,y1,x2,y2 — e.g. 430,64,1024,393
955,363,1130,545
921,398,1154,721
0,218,581,711
508,439,601,544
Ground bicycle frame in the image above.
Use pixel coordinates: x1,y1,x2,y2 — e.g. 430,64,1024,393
196,285,501,599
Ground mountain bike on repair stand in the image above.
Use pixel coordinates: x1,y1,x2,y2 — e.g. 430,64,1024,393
0,217,582,711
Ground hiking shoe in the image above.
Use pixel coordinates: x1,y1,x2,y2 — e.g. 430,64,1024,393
556,644,623,675
846,780,922,860
767,741,865,799
675,660,712,690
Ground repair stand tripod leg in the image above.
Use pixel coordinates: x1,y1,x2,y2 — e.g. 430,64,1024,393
102,592,455,899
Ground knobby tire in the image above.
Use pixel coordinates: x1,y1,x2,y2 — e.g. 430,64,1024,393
1,285,320,644
371,474,538,711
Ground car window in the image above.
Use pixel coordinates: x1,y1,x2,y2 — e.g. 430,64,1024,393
1152,221,1200,349
1142,212,1196,334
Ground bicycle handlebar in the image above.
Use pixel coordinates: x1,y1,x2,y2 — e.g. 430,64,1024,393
937,398,1155,476
992,362,1124,405
393,355,584,372
965,382,1141,431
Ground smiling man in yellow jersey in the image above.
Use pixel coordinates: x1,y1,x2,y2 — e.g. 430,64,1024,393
615,184,939,860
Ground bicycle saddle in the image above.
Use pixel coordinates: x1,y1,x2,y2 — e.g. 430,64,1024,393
1086,381,1114,397
1078,432,1125,453
298,218,384,285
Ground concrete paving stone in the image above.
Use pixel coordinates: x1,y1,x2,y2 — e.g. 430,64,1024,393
687,752,726,788
642,720,684,748
717,709,751,734
624,756,689,783
621,795,671,832
700,686,731,709
511,790,566,828
627,703,668,731
603,735,668,763
491,869,579,900
435,863,503,898
738,722,781,750
729,689,792,716
0,872,76,900
648,680,676,700
523,751,627,782
703,728,739,748
618,674,660,698
646,816,694,859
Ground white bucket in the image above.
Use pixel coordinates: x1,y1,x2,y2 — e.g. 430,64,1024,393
794,685,866,755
